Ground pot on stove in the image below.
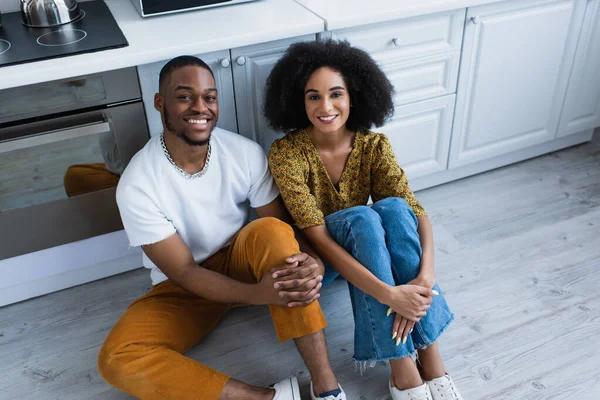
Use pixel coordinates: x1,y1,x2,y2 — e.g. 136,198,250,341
20,0,82,28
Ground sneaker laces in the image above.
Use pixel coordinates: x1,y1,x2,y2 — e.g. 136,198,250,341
430,376,460,399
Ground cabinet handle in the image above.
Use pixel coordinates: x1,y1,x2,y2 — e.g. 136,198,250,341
220,58,230,68
392,37,401,46
236,56,246,66
471,16,481,24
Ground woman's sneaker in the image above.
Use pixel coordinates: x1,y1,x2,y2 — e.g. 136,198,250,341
271,376,301,400
426,374,464,400
389,381,433,400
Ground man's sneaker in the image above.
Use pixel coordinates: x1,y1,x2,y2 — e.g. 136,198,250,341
271,376,301,400
389,381,433,400
426,374,464,400
310,381,346,400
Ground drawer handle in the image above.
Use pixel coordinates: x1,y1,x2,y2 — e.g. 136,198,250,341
220,58,230,68
236,56,246,66
392,37,401,46
471,16,481,24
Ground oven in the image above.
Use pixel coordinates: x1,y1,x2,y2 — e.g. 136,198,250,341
129,0,258,17
0,67,149,260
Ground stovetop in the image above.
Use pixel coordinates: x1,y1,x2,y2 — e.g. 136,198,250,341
0,1,128,68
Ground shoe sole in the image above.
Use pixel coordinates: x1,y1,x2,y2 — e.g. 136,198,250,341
289,376,301,399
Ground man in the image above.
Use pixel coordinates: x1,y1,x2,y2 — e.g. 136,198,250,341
97,56,346,400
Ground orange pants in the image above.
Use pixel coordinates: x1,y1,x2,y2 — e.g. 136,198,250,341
97,217,327,400
63,163,120,197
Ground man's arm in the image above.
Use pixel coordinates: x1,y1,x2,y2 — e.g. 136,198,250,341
142,233,286,306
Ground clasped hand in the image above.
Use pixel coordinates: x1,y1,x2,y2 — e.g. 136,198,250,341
387,276,437,345
257,253,323,307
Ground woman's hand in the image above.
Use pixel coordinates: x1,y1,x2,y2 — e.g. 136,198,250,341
385,284,436,321
392,315,415,346
408,273,436,290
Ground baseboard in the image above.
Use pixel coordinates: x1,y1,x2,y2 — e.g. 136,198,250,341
0,231,142,307
411,130,594,192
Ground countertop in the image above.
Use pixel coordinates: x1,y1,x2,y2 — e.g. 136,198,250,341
294,0,505,30
0,0,324,90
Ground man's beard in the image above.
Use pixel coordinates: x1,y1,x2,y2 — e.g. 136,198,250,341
163,107,216,146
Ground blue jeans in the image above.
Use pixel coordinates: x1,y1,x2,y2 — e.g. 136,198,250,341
322,197,454,363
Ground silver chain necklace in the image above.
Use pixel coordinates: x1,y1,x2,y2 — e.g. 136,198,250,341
160,133,211,179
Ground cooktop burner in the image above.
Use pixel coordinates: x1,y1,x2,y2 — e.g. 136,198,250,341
0,1,128,68
0,40,11,56
37,29,88,47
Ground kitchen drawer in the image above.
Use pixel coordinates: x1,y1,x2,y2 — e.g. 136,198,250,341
332,9,465,60
381,94,456,180
383,52,460,107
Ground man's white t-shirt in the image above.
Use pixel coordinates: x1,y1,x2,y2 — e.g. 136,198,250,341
116,128,280,285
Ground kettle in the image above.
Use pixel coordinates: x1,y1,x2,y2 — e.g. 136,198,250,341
20,0,82,28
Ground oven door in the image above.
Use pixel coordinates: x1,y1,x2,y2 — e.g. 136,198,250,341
0,103,149,260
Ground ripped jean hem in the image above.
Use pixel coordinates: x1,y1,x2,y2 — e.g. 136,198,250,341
352,350,417,374
351,312,455,374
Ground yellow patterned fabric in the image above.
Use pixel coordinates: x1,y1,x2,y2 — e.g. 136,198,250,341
268,128,427,229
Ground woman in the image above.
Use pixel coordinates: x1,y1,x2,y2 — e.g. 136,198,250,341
264,40,463,400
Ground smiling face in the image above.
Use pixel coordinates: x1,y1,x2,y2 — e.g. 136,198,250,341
304,67,351,135
154,65,218,146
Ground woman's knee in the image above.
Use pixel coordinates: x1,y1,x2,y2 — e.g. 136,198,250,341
343,206,382,230
372,197,416,223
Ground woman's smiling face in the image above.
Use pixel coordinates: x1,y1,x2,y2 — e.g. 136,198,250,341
304,67,351,134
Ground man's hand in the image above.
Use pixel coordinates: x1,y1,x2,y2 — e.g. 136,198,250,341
270,253,324,307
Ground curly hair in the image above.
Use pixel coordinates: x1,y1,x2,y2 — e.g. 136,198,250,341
263,39,395,133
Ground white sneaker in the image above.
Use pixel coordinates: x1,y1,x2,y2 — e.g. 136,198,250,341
310,381,346,400
389,381,433,400
272,376,301,400
426,374,464,400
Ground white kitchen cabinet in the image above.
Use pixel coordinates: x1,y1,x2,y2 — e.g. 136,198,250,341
557,0,600,137
381,52,461,107
137,49,238,137
330,10,465,62
383,95,456,180
449,0,587,168
231,35,316,153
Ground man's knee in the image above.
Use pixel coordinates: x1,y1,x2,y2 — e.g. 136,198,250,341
97,341,143,386
244,217,295,244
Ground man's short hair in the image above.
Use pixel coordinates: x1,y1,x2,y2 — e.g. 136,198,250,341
158,55,214,92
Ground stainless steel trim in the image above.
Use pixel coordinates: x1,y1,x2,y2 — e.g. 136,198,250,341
0,67,141,125
0,121,110,154
130,0,256,17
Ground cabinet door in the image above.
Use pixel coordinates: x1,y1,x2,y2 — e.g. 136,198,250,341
137,50,237,137
557,0,600,137
231,35,316,154
384,95,456,180
449,0,587,168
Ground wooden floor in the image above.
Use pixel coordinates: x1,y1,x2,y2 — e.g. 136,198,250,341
1,129,599,400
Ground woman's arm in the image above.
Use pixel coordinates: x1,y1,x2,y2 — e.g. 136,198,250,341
415,215,436,288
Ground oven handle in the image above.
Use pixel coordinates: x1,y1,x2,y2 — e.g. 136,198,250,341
0,120,111,154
